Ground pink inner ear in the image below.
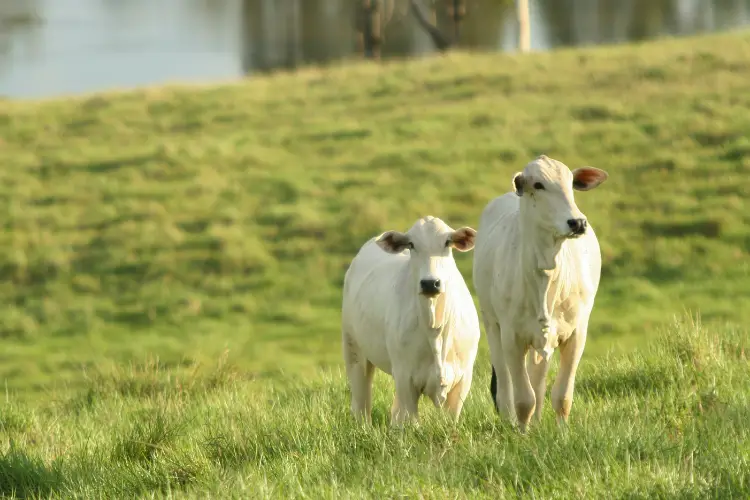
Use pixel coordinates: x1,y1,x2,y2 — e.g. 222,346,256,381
574,168,605,187
452,229,476,250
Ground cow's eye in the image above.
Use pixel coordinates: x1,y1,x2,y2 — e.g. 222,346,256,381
533,182,545,190
445,239,451,247
408,242,415,250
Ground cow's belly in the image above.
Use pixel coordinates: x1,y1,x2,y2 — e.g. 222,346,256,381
349,319,393,374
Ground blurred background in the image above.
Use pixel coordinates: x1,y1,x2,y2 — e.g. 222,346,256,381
1,0,750,99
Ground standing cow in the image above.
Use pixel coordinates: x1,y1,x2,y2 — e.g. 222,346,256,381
472,155,608,432
342,216,481,425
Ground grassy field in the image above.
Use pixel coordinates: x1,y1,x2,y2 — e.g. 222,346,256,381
0,317,747,497
1,30,749,398
0,28,749,495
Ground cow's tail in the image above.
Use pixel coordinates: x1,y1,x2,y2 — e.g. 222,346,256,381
489,365,498,413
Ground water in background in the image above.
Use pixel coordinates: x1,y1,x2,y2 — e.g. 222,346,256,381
1,0,749,99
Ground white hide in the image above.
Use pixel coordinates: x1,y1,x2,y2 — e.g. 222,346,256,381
341,216,481,425
472,155,608,432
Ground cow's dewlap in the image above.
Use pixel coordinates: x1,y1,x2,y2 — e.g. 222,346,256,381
428,293,446,329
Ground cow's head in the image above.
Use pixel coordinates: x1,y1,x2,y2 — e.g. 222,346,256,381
375,216,476,329
512,155,608,239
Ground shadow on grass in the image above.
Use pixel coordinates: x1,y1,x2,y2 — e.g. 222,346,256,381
0,447,65,498
32,153,155,179
113,410,187,463
641,219,722,239
577,363,672,399
63,354,248,414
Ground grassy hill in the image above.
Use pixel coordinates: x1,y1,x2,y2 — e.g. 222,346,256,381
1,26,750,498
0,30,749,401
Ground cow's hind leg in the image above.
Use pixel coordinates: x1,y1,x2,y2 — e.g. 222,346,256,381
526,350,550,423
486,321,514,421
502,328,535,432
343,331,375,424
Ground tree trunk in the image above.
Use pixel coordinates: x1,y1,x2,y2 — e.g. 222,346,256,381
517,0,530,52
358,0,383,59
446,0,466,42
409,0,451,51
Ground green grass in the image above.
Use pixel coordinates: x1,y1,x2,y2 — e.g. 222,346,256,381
0,316,747,498
1,30,750,398
1,27,750,497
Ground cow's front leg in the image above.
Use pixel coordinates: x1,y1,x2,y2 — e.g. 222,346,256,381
526,350,550,423
391,372,420,426
502,331,535,433
532,269,554,361
427,330,449,408
552,320,589,426
443,370,472,422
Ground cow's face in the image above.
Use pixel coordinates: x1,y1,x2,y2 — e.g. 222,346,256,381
376,216,476,328
512,155,608,239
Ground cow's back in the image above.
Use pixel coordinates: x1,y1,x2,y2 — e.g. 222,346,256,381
472,193,521,316
342,236,409,371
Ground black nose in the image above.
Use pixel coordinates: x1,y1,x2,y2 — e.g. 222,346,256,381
420,279,442,296
567,218,587,235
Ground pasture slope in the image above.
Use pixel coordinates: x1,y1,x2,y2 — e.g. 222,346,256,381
0,29,748,497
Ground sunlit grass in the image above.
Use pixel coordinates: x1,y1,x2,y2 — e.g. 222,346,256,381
0,316,747,497
0,30,748,402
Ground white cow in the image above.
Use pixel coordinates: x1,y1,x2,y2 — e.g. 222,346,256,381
341,216,481,425
472,155,608,432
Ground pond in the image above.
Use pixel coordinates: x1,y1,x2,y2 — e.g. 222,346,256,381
1,0,749,99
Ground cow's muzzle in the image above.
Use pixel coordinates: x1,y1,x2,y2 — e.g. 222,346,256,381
420,278,443,297
566,218,587,237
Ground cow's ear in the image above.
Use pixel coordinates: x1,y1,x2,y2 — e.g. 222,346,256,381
572,167,608,191
512,172,525,196
376,231,412,254
449,227,477,252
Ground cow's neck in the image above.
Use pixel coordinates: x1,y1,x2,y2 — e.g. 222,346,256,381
401,262,457,333
518,211,565,359
403,266,457,389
